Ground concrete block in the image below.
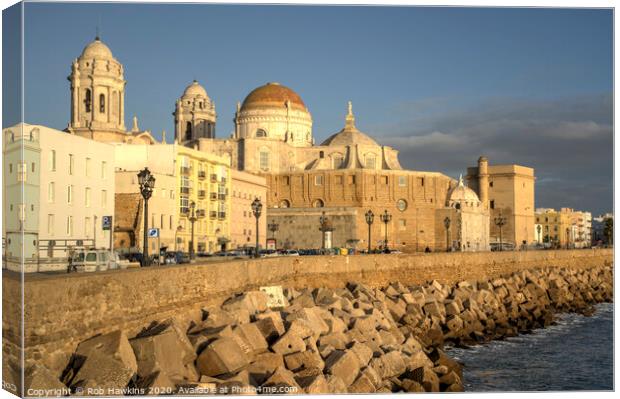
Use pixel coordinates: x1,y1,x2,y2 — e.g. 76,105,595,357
246,352,284,385
270,330,307,355
232,323,269,357
196,337,250,377
324,350,361,387
222,291,269,315
284,350,324,372
370,351,406,379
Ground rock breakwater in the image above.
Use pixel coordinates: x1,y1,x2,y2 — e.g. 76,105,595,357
28,264,612,395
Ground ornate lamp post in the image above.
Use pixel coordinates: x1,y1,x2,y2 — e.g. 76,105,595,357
566,227,570,250
251,198,262,258
380,210,392,253
268,220,279,248
189,201,197,260
537,225,542,245
137,167,155,266
365,210,374,253
494,211,506,251
443,216,451,252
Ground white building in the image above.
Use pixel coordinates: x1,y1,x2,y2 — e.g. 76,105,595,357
3,124,116,272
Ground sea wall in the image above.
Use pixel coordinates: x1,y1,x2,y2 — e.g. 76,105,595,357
1,249,613,381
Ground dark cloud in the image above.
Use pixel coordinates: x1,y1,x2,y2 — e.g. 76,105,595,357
372,93,613,215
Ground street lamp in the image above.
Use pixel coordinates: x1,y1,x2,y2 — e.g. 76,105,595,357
268,220,279,248
251,198,262,258
189,201,197,260
443,216,451,252
537,225,542,245
365,210,374,253
174,225,183,252
494,211,506,251
137,167,155,266
566,227,570,250
380,210,392,253
319,212,335,251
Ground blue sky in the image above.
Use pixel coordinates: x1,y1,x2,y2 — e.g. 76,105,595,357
7,2,614,215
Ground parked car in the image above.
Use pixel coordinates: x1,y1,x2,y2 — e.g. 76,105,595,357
71,249,119,272
259,249,279,258
165,251,190,264
283,249,300,256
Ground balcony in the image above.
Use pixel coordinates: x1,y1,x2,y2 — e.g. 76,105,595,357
221,177,227,183
180,166,191,176
180,207,189,215
198,171,206,180
180,187,191,195
210,174,218,183
210,192,217,200
218,212,226,220
218,193,227,201
196,209,206,218
198,190,206,199
210,211,217,219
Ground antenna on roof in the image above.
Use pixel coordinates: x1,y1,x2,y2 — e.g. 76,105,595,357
95,15,101,40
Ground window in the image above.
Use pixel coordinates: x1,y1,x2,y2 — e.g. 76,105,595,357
283,176,290,185
8,164,12,173
489,181,494,187
399,219,407,230
31,162,35,173
67,185,73,204
47,150,55,172
256,129,267,138
85,89,91,112
48,182,55,203
101,161,107,179
170,215,173,230
365,154,376,169
419,177,425,186
279,200,290,208
47,215,54,235
69,154,74,175
333,155,344,169
319,151,324,159
101,190,107,208
312,199,324,208
348,175,356,184
398,176,407,187
99,94,105,113
85,217,91,237
381,176,388,185
85,188,91,207
490,200,495,209
162,188,166,198
259,151,270,171
17,162,26,182
66,216,73,236
315,175,324,186
397,199,408,212
84,158,91,177
335,176,343,185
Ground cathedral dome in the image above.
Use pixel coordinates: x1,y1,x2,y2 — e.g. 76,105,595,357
449,175,481,204
321,102,379,147
80,37,114,59
182,80,208,98
241,82,307,111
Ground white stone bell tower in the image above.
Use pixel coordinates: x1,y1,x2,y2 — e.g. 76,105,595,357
174,80,217,145
67,36,127,141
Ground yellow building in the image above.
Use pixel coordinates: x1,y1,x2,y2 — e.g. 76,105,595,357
175,146,231,254
535,208,572,248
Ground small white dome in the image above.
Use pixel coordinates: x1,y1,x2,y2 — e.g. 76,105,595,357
183,80,208,98
449,175,480,204
80,37,114,59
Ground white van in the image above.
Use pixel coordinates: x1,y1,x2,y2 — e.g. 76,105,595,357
71,249,121,272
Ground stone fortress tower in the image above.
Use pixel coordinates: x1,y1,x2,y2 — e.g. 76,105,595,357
174,80,217,145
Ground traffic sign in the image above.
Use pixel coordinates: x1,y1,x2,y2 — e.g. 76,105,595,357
148,228,159,238
102,216,112,230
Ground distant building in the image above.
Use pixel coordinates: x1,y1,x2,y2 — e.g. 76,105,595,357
467,158,536,248
230,170,267,250
3,124,115,272
592,213,613,245
535,207,592,248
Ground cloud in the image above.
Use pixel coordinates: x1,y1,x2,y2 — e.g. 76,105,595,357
373,93,613,215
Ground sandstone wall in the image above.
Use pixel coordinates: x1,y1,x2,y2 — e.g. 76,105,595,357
2,249,613,375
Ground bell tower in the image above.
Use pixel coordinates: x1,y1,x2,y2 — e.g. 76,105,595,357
67,36,127,141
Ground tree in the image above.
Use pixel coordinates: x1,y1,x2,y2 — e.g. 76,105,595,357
604,218,613,245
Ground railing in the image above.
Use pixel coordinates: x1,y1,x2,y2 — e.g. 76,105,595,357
210,192,217,200
198,171,206,179
196,209,206,218
218,212,226,220
180,207,189,215
210,174,217,183
221,177,227,183
180,166,192,175
210,211,217,219
198,190,206,199
180,187,191,195
218,194,227,201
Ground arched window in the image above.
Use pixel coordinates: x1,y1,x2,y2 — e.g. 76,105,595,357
99,94,105,113
185,122,192,140
332,154,344,169
256,129,267,138
279,199,290,208
85,89,92,112
312,199,324,208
